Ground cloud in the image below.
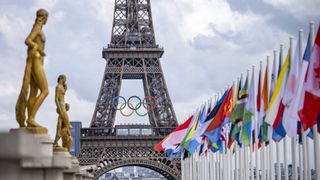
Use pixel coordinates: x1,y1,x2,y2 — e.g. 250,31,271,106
0,85,94,137
0,0,319,131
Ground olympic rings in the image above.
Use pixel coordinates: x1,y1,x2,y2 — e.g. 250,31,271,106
111,96,126,110
112,96,157,117
143,96,157,110
127,96,142,110
119,103,135,117
135,103,149,117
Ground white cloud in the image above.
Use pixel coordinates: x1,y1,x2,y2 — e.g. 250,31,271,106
263,0,320,21
0,0,318,129
0,84,94,138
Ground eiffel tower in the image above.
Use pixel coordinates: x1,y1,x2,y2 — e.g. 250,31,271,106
78,0,181,179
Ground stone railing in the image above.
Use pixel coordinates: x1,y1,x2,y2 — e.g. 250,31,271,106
0,129,93,180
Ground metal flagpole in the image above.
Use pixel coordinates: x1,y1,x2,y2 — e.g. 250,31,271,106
235,144,238,180
254,66,259,180
244,69,250,180
298,28,309,180
279,43,289,180
182,158,185,180
251,65,256,180
272,49,281,180
260,60,266,180
266,55,274,180
289,36,298,180
244,145,248,180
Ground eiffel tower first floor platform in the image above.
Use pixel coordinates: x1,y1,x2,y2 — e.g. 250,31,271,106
78,125,181,180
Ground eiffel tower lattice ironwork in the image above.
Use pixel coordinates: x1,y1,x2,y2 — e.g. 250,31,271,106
78,0,181,179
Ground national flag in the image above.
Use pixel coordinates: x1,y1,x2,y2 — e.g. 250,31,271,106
199,136,209,156
299,25,320,130
205,87,234,132
270,56,278,96
153,115,194,151
184,105,209,154
258,62,270,143
180,110,201,150
240,70,255,146
282,38,305,137
265,48,290,140
227,79,242,148
228,75,249,147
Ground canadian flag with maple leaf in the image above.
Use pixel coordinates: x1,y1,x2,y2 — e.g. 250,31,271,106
299,25,320,131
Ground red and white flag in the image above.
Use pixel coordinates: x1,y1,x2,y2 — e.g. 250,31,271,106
299,25,320,131
153,115,193,151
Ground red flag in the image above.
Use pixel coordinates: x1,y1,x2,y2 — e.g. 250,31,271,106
153,115,193,151
299,25,320,131
205,87,233,132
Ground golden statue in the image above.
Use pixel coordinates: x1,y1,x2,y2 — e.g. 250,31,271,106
54,75,73,152
15,9,49,128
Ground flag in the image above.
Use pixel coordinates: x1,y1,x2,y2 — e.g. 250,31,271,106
184,105,210,154
282,37,306,137
183,93,227,154
265,48,290,139
240,70,255,146
258,63,270,143
204,87,233,146
154,115,193,151
270,56,277,96
299,25,320,130
199,136,209,156
230,74,249,123
205,87,234,132
228,75,249,147
180,110,201,150
227,78,242,148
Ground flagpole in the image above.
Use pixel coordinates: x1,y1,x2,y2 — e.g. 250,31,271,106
254,61,262,180
235,143,238,180
251,65,256,180
259,60,266,180
272,49,281,180
278,43,289,180
309,21,320,180
289,36,298,180
298,28,309,180
232,80,236,180
266,56,270,180
266,55,274,180
244,69,249,180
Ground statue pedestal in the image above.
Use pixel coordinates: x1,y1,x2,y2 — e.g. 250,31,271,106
0,127,92,180
10,128,53,158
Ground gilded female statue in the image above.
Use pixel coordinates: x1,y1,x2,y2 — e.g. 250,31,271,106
15,9,49,128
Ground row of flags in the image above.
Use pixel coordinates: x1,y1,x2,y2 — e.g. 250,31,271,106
154,24,320,159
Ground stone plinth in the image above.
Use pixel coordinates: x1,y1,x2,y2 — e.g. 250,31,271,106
0,128,92,180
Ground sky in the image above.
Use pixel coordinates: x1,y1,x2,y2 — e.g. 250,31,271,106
0,0,319,140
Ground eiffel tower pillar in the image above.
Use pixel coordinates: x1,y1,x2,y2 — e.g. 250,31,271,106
79,0,181,179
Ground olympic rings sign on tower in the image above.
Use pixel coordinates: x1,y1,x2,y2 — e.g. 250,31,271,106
111,96,157,117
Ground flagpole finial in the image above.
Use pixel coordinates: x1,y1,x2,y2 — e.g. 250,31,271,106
289,36,294,41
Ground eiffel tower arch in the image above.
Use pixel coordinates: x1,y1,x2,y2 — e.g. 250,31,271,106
78,0,181,179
